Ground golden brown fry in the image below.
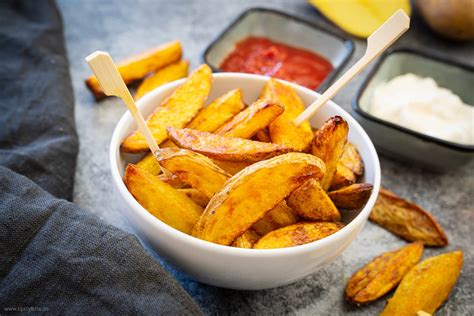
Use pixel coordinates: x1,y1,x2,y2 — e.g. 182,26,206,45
255,128,271,142
168,127,290,162
157,173,186,188
215,99,283,139
253,222,344,249
212,159,252,175
346,242,424,304
134,60,189,100
121,64,212,153
252,201,298,236
381,251,463,315
328,183,373,210
330,163,356,190
136,152,161,176
287,178,340,221
124,164,202,234
260,78,313,151
194,153,326,245
340,143,364,176
312,116,349,190
370,188,448,246
232,230,260,248
177,188,210,208
86,40,182,100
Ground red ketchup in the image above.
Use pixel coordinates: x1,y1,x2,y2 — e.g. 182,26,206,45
219,36,333,90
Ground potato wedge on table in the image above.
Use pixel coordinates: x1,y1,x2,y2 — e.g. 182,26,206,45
312,116,349,190
134,59,189,100
254,222,344,249
86,40,182,100
287,178,340,221
124,164,202,234
232,230,260,248
193,153,326,245
381,251,463,315
346,242,423,304
370,188,448,246
340,143,364,176
121,64,212,153
168,127,290,162
328,183,373,210
260,78,313,151
330,163,356,190
177,188,210,208
216,99,283,139
252,201,298,236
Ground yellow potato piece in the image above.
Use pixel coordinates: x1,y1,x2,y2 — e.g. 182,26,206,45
86,40,182,100
136,152,161,176
177,188,210,208
121,64,212,153
134,60,189,100
252,201,298,236
254,222,344,249
381,251,463,315
255,128,271,143
340,143,364,176
212,159,252,175
260,78,313,151
330,163,356,190
328,183,373,210
232,230,260,249
124,164,202,234
195,153,326,245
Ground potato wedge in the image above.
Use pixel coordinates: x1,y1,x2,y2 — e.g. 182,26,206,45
381,251,463,315
312,116,349,190
330,163,356,190
253,222,344,249
215,99,283,139
212,159,252,175
340,143,364,176
287,178,341,221
135,60,189,100
252,201,298,236
260,78,313,151
157,173,186,188
194,153,326,245
121,64,212,153
232,230,260,248
346,242,424,304
178,188,210,208
158,147,231,199
168,127,290,162
124,164,202,234
328,183,373,210
255,128,271,142
136,152,161,176
370,188,448,246
86,40,182,100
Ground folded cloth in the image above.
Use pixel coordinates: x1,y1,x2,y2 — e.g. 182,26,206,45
0,1,202,314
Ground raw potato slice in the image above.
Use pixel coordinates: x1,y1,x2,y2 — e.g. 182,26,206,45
312,116,349,190
346,242,424,304
135,60,189,100
86,40,182,100
168,127,290,162
252,201,298,236
187,89,246,132
121,64,212,153
158,148,231,199
330,163,356,190
212,159,252,175
328,183,373,210
340,143,364,176
216,99,283,139
232,230,260,248
381,251,463,315
287,178,341,221
124,164,202,234
178,188,210,208
195,153,326,245
370,188,448,246
260,78,313,151
253,222,344,249
136,152,161,176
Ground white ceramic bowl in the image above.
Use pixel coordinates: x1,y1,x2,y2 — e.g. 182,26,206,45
110,73,381,290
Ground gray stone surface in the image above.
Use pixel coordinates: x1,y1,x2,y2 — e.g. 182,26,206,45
57,1,473,314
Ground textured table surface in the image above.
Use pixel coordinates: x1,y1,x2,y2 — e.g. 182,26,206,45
58,1,473,314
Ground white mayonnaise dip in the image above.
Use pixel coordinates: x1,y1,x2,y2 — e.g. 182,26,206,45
366,73,474,145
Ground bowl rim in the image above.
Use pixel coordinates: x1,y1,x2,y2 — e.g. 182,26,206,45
352,47,474,152
201,7,355,93
110,72,381,257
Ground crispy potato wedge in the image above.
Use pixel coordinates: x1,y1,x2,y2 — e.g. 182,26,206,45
178,188,210,208
312,116,349,190
252,201,298,236
215,99,283,139
255,128,271,142
135,60,189,100
157,173,186,188
287,178,340,221
253,222,344,249
330,163,356,190
121,64,212,153
194,153,326,245
381,251,463,315
370,188,448,246
328,183,373,210
136,152,161,176
212,159,252,175
187,89,246,132
340,143,364,176
86,40,182,100
346,242,423,304
158,147,231,199
168,127,290,162
232,230,260,248
260,78,313,151
124,164,202,234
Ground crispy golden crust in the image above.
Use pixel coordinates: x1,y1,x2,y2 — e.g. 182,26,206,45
212,159,252,175
340,143,364,176
330,163,356,190
177,188,210,208
328,183,373,210
255,128,271,142
251,201,298,236
232,230,261,248
136,152,162,176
